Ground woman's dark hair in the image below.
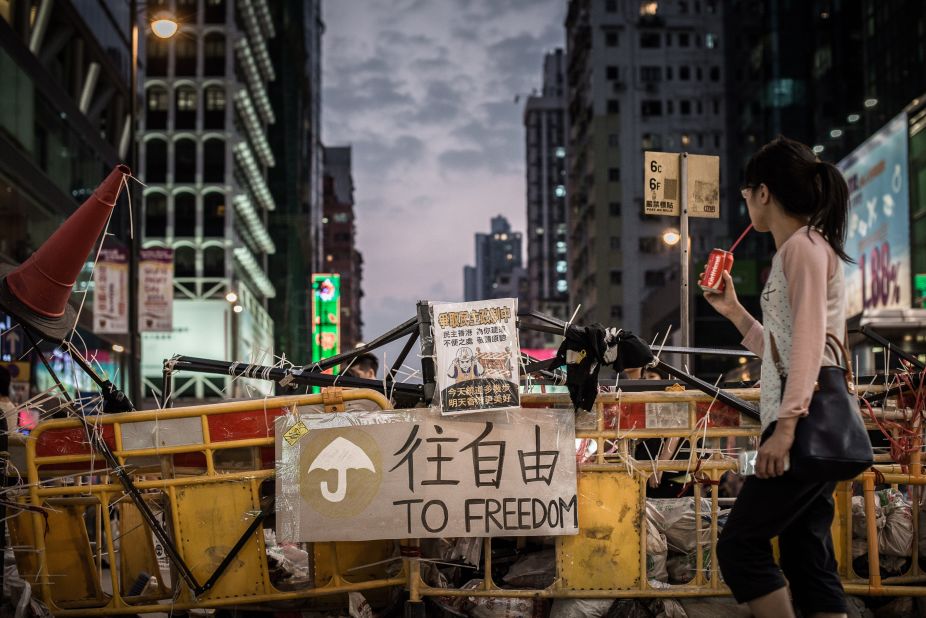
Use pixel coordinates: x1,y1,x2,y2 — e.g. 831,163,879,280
744,135,853,262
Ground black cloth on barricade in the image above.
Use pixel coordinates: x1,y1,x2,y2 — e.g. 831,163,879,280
554,325,654,411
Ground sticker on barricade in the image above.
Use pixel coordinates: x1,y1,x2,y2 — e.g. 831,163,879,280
275,408,578,542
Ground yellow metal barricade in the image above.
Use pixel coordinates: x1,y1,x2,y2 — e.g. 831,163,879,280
10,386,926,615
8,389,405,616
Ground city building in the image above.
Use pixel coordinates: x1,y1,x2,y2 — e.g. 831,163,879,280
0,0,134,396
463,216,526,303
322,146,363,350
565,0,727,345
267,0,323,366
138,0,276,400
715,0,926,378
523,49,569,348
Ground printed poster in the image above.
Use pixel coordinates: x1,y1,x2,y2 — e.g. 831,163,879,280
93,246,128,334
432,298,520,415
838,113,911,317
139,248,174,332
275,408,578,542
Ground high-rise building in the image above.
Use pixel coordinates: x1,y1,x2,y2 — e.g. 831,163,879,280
138,0,277,400
565,0,727,341
0,0,133,393
322,146,363,349
524,49,569,347
267,0,323,365
464,216,526,302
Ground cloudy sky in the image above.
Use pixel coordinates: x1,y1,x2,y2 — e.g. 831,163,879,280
322,0,565,356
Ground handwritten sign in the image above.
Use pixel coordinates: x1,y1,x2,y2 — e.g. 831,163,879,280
432,299,520,415
275,408,578,542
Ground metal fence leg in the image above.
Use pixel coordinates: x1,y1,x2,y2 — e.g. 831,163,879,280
404,600,426,617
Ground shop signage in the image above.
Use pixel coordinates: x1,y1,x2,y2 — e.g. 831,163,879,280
93,246,128,334
276,408,578,541
139,248,174,332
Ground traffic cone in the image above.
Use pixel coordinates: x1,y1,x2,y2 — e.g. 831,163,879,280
0,165,131,341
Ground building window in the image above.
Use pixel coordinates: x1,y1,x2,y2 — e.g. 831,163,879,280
665,32,672,46
678,1,689,13
680,66,691,80
556,241,567,254
174,138,196,183
710,66,720,81
555,260,567,273
607,99,620,114
606,65,619,80
202,245,225,276
681,133,691,147
642,133,662,149
609,202,621,216
204,86,225,129
610,270,622,285
204,0,226,23
645,270,666,286
679,32,690,47
145,139,167,183
696,99,703,114
175,85,197,130
640,32,661,48
174,36,196,76
556,279,568,293
608,168,620,182
666,66,673,80
609,133,620,147
667,100,674,114
203,193,225,236
696,67,703,81
605,0,618,12
714,133,721,148
174,246,196,277
680,100,691,115
204,33,225,76
145,193,167,237
554,185,566,197
610,236,621,250
203,139,225,183
610,305,623,319
640,66,662,82
641,100,663,117
555,146,566,158
146,34,168,76
706,33,717,48
605,31,619,47
174,193,196,236
146,86,168,129
639,237,659,253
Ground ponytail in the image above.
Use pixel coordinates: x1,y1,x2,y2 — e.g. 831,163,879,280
810,161,852,263
743,136,854,263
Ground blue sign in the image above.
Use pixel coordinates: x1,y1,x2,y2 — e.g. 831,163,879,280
838,113,910,317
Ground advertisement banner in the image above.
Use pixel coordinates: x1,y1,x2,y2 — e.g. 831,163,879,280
838,113,911,317
276,408,578,542
93,246,128,334
141,299,228,377
139,248,174,332
432,298,520,415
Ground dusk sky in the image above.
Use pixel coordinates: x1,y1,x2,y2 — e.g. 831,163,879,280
322,0,565,354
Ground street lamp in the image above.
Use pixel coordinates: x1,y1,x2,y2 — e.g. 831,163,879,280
662,229,681,247
127,4,178,404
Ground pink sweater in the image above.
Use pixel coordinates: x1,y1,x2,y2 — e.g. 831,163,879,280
740,228,845,423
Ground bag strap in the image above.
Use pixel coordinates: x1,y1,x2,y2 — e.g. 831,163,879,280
769,331,856,391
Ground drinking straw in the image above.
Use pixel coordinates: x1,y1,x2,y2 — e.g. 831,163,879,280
728,224,753,253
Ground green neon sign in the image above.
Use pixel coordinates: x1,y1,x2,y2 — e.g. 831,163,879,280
311,274,341,368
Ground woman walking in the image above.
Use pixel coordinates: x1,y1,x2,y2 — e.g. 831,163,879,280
705,136,852,617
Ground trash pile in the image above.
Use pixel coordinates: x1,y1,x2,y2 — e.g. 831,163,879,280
851,489,914,577
647,498,727,585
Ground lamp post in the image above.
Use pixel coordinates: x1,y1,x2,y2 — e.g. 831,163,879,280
127,2,178,405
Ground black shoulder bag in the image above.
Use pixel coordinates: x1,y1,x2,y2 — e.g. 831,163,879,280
765,332,874,481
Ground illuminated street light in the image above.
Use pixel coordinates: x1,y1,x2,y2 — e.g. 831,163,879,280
225,291,238,303
233,305,244,314
864,98,878,109
150,14,179,39
847,113,860,123
812,145,825,154
662,229,681,246
830,129,843,138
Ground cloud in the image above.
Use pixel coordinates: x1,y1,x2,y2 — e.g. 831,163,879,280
438,148,487,172
325,75,414,115
353,134,425,174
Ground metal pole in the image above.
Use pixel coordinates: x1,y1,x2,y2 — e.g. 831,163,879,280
680,152,690,349
128,0,142,406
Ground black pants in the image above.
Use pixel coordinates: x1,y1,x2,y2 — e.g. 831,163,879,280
717,474,847,614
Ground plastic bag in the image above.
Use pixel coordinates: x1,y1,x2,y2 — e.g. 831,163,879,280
646,502,669,582
650,498,713,553
851,490,913,558
348,592,373,618
470,596,536,618
550,598,615,618
503,549,556,589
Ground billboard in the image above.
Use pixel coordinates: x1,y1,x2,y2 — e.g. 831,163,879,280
311,274,341,365
141,299,229,377
839,113,911,317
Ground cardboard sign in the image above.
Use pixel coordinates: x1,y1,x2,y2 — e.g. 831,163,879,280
432,299,520,414
93,246,128,334
139,248,174,332
687,154,721,218
275,408,578,542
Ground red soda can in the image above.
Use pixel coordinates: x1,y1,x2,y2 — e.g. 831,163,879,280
700,249,734,292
